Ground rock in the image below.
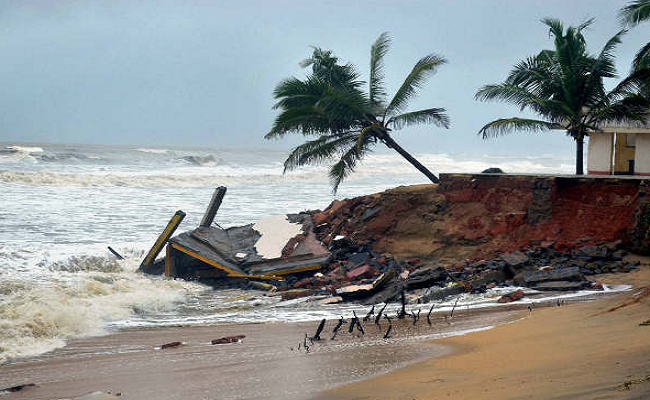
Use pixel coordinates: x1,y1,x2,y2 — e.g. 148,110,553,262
407,258,421,266
531,281,588,291
497,289,524,303
470,270,506,289
590,282,604,291
211,335,245,345
160,341,183,349
2,383,36,393
312,212,328,225
346,264,377,280
405,266,448,290
361,206,382,221
419,284,465,302
500,252,529,268
486,282,497,289
513,266,584,286
577,245,608,259
281,289,313,301
346,252,370,267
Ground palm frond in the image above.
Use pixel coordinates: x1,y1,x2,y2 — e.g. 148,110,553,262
369,32,390,108
329,137,374,193
384,54,447,118
633,41,650,71
619,0,650,26
387,108,450,130
478,118,562,139
283,133,357,172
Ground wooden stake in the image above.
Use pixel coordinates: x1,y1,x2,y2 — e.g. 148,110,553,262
140,210,186,271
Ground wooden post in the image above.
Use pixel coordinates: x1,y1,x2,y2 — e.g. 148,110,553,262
200,187,227,228
164,244,177,277
140,210,186,270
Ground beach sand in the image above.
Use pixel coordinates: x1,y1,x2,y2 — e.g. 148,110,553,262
317,265,650,400
0,305,518,400
2,270,647,400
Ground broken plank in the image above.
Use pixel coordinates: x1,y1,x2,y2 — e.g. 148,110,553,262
140,210,186,271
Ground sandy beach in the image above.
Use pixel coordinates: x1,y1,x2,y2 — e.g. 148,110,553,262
317,266,650,400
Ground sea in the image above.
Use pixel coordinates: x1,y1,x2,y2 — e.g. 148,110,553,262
0,142,621,364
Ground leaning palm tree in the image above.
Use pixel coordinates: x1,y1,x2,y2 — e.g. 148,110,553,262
265,33,449,192
476,18,650,175
619,0,650,70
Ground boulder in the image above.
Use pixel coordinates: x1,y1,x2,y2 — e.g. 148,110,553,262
513,266,584,286
372,268,396,290
497,289,524,303
281,289,313,301
577,245,608,259
531,281,588,291
500,252,529,268
419,284,465,302
404,266,448,290
312,212,328,225
470,270,506,289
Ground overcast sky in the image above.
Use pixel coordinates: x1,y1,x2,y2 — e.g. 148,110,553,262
0,0,647,157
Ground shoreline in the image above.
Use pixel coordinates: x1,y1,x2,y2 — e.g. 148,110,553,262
0,304,522,400
316,267,650,400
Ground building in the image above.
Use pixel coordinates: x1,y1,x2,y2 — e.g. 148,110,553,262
587,123,650,176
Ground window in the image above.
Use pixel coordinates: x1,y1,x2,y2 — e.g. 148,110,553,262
626,133,636,147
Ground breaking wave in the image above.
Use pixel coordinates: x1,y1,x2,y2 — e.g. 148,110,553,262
178,154,219,166
0,255,207,364
135,148,170,154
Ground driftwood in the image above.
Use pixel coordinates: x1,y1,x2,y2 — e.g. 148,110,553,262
140,210,186,271
352,311,365,335
375,303,387,325
363,305,375,322
2,383,36,393
211,335,245,345
427,303,435,325
107,246,124,260
411,309,421,325
383,324,392,339
450,297,460,319
312,319,326,341
160,341,182,349
384,314,392,324
348,316,356,333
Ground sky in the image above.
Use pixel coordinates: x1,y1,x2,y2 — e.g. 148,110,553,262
0,0,647,157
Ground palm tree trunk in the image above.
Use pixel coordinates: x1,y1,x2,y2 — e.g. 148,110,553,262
576,135,584,175
382,134,440,183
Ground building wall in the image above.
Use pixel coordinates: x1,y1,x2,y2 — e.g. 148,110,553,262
614,132,636,174
635,133,650,175
587,132,613,174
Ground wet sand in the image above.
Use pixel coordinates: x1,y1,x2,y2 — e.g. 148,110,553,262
318,266,650,400
0,307,520,400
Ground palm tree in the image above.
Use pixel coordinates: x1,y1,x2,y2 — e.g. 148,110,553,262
475,18,650,175
619,0,650,70
265,33,450,192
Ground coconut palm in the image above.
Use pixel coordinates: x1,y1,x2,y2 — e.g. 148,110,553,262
619,0,650,70
266,33,450,192
475,18,650,175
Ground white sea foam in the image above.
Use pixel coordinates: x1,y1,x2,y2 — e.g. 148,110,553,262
0,255,207,364
5,145,44,153
135,148,169,154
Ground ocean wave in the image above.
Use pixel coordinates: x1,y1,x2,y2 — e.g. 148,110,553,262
135,148,170,154
4,145,44,153
0,255,206,364
178,154,219,166
0,169,329,187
